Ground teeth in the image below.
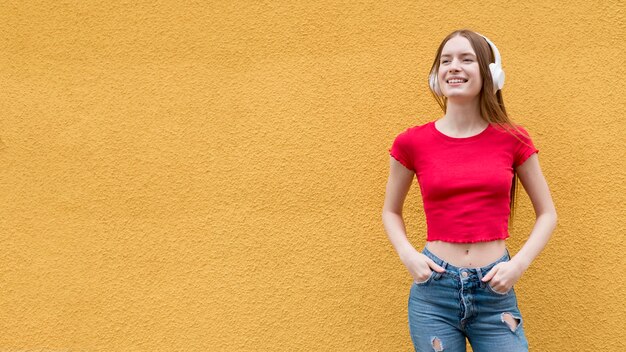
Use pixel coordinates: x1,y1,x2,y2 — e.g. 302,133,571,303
448,79,466,84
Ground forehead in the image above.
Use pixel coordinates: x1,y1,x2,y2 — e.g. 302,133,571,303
441,36,476,57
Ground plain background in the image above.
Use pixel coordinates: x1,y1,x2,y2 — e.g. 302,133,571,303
1,1,624,351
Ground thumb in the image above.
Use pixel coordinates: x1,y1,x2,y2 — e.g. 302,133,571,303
482,266,498,281
428,259,446,272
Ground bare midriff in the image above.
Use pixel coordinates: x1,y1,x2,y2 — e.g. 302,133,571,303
425,239,507,268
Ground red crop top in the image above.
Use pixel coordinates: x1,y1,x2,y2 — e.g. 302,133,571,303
388,120,539,243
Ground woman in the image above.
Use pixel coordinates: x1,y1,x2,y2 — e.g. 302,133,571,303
382,29,558,352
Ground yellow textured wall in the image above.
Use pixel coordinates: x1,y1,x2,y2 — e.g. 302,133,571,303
1,1,624,351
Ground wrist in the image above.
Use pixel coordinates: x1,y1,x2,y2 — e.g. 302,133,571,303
398,246,418,262
510,256,530,272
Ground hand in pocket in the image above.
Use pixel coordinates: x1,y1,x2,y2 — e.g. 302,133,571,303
401,251,445,284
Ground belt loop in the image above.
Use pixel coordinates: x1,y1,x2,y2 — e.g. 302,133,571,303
476,267,485,287
434,261,448,280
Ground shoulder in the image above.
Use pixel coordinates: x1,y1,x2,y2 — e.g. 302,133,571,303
512,123,532,135
490,122,535,141
390,123,431,150
389,122,432,154
393,121,431,137
510,124,536,145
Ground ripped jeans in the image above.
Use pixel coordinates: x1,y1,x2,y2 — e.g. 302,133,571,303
408,245,529,352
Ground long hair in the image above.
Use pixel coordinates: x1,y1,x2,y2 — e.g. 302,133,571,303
428,29,535,229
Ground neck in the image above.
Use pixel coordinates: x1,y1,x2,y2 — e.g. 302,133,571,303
443,98,483,126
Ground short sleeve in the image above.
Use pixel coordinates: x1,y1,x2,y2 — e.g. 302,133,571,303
388,128,415,172
513,125,539,168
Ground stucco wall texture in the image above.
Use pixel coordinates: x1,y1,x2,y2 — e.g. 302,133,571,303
0,1,624,351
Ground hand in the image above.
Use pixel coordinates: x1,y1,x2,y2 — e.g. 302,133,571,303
401,250,446,283
481,260,525,293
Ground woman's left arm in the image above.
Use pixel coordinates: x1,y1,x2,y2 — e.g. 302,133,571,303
481,153,558,290
509,153,559,271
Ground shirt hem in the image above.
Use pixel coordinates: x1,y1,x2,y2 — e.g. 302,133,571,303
388,150,414,171
426,234,509,243
515,149,539,168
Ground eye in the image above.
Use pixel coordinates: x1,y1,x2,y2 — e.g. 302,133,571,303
464,59,473,62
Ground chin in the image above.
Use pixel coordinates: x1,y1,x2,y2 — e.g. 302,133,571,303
444,93,480,100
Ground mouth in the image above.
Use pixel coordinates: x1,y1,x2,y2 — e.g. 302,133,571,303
447,78,468,85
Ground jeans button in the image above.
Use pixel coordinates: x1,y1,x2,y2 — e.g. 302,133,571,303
461,271,468,278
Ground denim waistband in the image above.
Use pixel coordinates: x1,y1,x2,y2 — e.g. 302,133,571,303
421,245,510,281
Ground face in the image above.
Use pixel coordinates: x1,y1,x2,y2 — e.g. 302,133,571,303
438,36,482,100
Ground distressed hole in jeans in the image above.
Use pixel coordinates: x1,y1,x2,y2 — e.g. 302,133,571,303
431,336,443,351
502,312,521,332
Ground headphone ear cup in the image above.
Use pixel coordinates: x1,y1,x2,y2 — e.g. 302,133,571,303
496,68,505,91
489,63,505,93
477,33,505,94
429,72,442,96
490,63,505,92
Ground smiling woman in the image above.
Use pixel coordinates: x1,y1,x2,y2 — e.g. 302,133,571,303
382,28,558,352
434,38,483,103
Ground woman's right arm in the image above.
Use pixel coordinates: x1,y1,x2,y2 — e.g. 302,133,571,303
382,157,445,282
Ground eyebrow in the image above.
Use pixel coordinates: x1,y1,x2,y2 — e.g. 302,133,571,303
440,52,476,58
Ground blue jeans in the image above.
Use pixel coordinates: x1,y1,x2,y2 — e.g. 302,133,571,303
408,245,529,351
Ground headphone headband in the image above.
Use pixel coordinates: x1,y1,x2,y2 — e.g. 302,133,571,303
476,32,501,69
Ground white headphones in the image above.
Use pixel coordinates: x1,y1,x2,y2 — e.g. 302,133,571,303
429,32,505,96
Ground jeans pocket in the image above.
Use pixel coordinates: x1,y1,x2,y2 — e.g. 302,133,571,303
486,282,512,295
413,271,435,286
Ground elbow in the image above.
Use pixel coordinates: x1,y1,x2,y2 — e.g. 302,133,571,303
536,208,558,222
547,211,558,229
551,209,558,224
554,212,559,227
382,209,402,221
535,211,558,228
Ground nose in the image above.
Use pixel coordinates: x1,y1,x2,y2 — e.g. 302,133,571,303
448,58,462,72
